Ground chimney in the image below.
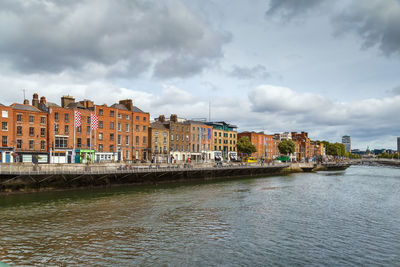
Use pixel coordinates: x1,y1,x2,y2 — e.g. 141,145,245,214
40,96,47,104
23,99,29,105
61,95,75,108
119,99,133,111
170,114,178,123
32,93,39,108
158,115,165,123
79,99,94,109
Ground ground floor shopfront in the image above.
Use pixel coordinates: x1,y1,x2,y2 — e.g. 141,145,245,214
0,147,14,163
14,152,49,163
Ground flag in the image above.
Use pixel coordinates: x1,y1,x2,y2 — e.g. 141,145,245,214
207,128,211,140
200,127,203,139
91,113,98,130
74,110,81,127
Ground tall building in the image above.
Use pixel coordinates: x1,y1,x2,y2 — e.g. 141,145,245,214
397,137,400,153
206,121,237,161
342,135,351,153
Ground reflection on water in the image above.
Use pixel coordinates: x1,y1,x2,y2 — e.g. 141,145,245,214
1,166,400,266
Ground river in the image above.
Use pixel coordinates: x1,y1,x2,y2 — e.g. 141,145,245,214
1,165,400,266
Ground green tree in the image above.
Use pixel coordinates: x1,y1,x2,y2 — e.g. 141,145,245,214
237,136,257,155
278,139,295,155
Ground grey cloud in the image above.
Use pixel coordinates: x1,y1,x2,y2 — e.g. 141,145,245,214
391,85,400,95
332,1,400,56
229,64,270,80
247,85,400,147
0,0,229,78
266,0,323,19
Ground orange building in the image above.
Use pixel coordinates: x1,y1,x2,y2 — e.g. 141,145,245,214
291,132,311,161
238,131,279,160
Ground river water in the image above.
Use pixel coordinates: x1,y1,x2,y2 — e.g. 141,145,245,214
1,165,400,266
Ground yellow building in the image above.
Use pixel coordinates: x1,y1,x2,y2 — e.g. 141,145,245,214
206,121,237,161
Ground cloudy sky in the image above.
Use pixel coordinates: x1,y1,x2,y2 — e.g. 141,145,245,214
1,0,400,150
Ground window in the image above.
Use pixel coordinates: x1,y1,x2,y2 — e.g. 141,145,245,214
17,126,22,135
41,116,45,124
118,123,121,131
98,144,103,152
125,115,129,120
136,136,139,145
87,138,90,147
77,126,81,133
143,136,146,144
110,110,114,117
40,140,45,150
136,125,139,131
40,128,45,137
192,134,195,140
29,140,34,150
1,122,7,131
99,109,104,116
87,126,90,133
186,135,189,141
17,114,22,122
143,117,146,122
110,133,114,141
197,144,199,152
118,135,121,145
29,127,34,136
110,122,114,130
125,150,129,159
99,132,103,140
2,136,7,146
125,124,129,132
110,145,114,152
164,136,167,145
192,144,195,151
99,121,103,129
77,138,81,148
2,110,8,118
87,116,91,124
17,139,22,149
118,113,122,119
136,116,139,121
54,124,59,133
125,135,129,145
65,125,69,134
176,134,179,141
143,126,146,132
54,112,59,121
155,137,158,144
219,132,221,137
55,136,68,148
171,134,174,141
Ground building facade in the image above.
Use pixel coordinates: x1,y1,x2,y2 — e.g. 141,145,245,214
206,122,237,161
342,135,351,153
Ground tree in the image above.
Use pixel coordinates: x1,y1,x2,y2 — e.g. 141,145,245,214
237,136,257,155
278,139,295,155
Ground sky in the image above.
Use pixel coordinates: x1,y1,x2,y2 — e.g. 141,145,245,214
0,0,400,150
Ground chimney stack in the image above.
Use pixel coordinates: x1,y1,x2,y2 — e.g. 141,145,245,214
32,93,39,108
158,115,165,123
40,96,47,104
170,114,178,123
119,99,133,111
61,95,75,108
23,99,29,105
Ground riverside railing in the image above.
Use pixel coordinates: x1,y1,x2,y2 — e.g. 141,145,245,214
0,163,290,176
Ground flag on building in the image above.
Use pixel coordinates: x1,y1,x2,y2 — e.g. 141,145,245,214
74,110,81,127
207,128,211,140
91,113,98,130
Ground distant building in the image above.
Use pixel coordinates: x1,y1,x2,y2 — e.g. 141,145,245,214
342,135,351,152
397,137,400,152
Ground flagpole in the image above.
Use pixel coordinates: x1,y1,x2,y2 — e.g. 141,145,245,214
90,113,92,163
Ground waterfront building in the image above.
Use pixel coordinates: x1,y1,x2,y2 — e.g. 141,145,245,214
149,117,170,163
206,121,237,161
310,141,325,159
342,135,351,152
291,132,311,162
238,131,279,160
166,114,191,162
0,93,149,163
